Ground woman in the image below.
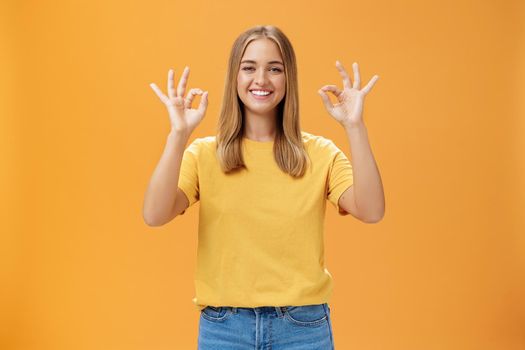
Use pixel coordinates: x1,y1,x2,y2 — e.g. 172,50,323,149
143,24,384,350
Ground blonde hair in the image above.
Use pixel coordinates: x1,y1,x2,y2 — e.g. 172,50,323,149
215,25,309,178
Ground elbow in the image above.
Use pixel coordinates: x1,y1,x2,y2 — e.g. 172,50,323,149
143,212,166,227
360,210,385,224
143,216,160,227
362,216,382,224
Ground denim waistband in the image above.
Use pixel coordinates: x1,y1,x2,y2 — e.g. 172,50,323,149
227,306,288,316
208,303,328,317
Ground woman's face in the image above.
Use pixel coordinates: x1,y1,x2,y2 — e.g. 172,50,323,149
237,38,286,116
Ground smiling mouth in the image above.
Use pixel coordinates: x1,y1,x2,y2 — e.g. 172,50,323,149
249,90,273,100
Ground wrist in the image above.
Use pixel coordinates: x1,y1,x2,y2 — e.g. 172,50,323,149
167,129,190,144
342,121,366,131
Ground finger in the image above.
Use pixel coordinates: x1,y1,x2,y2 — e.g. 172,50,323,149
167,68,175,100
177,66,190,97
362,75,379,95
318,89,334,110
320,85,343,97
184,88,204,109
174,96,185,109
197,91,209,114
149,83,170,105
352,62,361,89
335,60,352,90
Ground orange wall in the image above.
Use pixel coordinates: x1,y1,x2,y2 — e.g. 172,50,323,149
2,0,524,349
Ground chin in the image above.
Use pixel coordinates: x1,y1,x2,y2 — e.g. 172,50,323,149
246,108,273,115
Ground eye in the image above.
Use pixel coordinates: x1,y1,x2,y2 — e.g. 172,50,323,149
241,66,283,73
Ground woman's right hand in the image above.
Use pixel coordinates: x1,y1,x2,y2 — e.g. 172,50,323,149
149,66,208,135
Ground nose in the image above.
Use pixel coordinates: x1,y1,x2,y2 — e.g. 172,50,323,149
254,69,267,86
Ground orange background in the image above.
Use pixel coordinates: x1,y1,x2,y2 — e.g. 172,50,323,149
2,0,524,349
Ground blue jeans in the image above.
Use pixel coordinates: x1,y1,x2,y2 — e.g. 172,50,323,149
198,303,335,349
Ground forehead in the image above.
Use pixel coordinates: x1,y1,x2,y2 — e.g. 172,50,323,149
241,38,283,63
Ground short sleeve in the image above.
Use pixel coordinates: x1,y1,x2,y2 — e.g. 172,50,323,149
177,138,200,215
326,140,354,216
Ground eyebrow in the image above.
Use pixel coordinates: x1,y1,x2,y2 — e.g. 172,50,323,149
241,59,284,66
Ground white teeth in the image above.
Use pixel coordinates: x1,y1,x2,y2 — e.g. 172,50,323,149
251,90,271,96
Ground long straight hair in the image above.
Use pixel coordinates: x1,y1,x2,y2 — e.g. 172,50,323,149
215,25,309,178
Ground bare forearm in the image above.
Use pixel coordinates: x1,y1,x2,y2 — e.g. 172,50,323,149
344,122,385,221
142,130,189,226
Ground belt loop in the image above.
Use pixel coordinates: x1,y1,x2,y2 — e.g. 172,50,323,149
275,306,287,317
232,307,237,314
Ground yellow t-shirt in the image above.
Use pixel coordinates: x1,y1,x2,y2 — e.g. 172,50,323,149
178,131,354,312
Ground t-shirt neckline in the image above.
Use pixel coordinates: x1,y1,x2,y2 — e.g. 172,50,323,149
242,136,274,150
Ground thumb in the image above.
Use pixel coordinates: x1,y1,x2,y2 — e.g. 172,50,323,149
197,91,208,113
318,89,333,111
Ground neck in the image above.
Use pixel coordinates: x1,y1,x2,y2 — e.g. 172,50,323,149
243,109,277,141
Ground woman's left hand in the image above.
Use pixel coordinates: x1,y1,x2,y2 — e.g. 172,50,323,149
318,61,379,128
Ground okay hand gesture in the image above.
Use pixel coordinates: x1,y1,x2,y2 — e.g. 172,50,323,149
318,61,379,128
149,66,208,135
